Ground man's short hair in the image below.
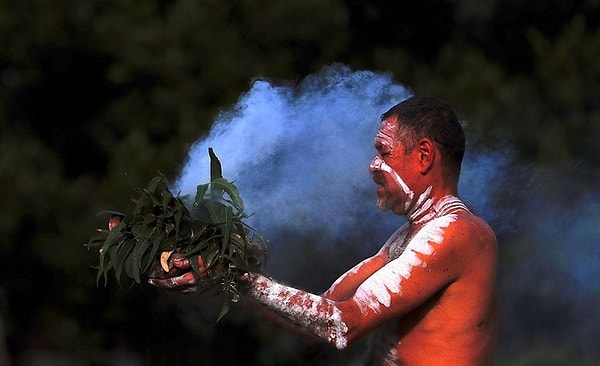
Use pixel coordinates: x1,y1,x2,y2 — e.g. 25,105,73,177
382,96,465,180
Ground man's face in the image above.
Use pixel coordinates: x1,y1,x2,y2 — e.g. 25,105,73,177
369,117,418,215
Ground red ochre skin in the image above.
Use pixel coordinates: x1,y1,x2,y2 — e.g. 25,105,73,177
147,107,499,365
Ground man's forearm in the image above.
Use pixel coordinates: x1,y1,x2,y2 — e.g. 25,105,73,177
243,273,350,349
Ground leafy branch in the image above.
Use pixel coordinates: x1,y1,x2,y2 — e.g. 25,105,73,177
86,148,268,320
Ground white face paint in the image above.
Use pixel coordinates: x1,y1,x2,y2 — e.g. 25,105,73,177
371,119,417,213
371,119,435,221
370,155,415,208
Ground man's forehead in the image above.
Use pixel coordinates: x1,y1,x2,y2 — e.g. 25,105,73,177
376,117,399,140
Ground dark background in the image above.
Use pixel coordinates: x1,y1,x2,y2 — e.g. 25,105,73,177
1,0,599,365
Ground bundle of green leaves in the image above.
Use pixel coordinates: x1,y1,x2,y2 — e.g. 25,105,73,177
87,148,268,318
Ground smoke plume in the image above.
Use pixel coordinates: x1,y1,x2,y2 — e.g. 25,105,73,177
174,64,411,249
174,64,510,253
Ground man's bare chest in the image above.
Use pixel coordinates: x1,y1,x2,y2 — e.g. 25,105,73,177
386,224,426,262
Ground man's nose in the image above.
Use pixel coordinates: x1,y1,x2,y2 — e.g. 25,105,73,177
369,155,382,173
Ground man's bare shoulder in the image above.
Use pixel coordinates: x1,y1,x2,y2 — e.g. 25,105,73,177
444,210,497,251
420,210,497,279
438,210,498,292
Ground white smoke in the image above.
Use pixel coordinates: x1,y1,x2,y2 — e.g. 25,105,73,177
173,64,412,248
172,63,520,284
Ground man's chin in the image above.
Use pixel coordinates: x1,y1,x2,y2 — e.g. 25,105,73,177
376,199,391,212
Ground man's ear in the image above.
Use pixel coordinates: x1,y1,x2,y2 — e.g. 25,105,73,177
417,138,435,174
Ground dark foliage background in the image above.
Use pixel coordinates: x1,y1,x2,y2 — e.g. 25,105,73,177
1,0,598,365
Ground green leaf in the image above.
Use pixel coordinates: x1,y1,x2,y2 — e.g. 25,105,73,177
85,230,109,248
132,239,151,274
173,200,185,239
147,175,165,193
194,183,209,205
211,178,245,213
203,248,220,269
220,208,233,255
216,301,230,323
189,254,200,274
208,147,223,181
205,201,225,223
97,258,113,287
96,210,126,217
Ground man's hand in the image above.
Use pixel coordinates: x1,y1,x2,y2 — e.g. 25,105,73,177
148,253,216,294
106,216,216,293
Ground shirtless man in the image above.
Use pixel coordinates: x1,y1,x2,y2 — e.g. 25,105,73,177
149,96,499,365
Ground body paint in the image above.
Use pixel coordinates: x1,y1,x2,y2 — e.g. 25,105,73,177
407,185,434,223
367,322,401,365
246,197,470,349
324,228,406,298
324,259,370,298
370,156,435,221
247,274,349,349
370,156,414,211
353,210,458,315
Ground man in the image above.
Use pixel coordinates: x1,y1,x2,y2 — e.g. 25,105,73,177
149,96,499,365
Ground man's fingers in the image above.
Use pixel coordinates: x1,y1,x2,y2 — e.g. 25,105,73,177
178,286,201,294
148,255,216,294
171,255,209,272
171,255,191,269
148,271,198,288
198,256,207,272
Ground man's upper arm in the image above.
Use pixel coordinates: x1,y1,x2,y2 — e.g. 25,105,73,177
322,226,407,301
341,216,464,340
322,249,388,301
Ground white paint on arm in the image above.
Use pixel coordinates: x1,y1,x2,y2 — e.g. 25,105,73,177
324,226,407,298
353,214,457,315
323,261,365,298
246,274,350,349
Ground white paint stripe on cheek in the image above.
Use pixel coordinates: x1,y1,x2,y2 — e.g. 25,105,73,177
374,158,414,208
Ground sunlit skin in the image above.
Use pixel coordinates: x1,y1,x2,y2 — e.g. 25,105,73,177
148,114,499,365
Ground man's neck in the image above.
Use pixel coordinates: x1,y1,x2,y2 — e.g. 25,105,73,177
406,188,460,225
